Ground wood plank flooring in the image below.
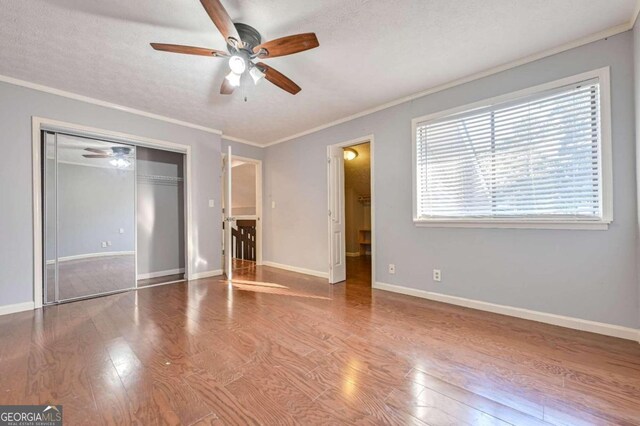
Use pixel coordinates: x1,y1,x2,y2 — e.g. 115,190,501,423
2,256,640,425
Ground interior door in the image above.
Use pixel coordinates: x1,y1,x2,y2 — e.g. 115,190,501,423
223,146,233,280
328,145,346,283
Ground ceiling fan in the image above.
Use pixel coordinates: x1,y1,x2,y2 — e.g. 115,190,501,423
83,147,134,168
150,0,319,95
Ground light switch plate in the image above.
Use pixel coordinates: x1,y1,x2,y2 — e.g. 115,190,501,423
209,200,215,208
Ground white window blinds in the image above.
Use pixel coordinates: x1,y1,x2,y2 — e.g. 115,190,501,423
415,79,603,222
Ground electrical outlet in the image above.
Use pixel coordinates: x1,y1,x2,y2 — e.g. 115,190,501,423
119,228,124,234
433,269,442,282
101,241,107,248
271,201,276,209
388,264,395,274
107,241,112,247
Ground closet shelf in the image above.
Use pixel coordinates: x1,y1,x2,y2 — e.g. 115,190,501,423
137,174,184,183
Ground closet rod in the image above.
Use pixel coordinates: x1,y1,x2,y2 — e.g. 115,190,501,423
137,174,184,182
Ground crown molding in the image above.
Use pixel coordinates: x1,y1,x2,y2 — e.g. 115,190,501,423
0,73,261,147
264,18,636,147
221,134,264,148
632,0,640,28
3,3,637,151
0,74,226,135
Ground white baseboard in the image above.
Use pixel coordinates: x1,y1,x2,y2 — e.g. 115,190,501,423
0,301,35,316
262,261,329,279
346,252,361,257
46,251,135,264
189,269,223,280
137,268,184,280
374,282,640,343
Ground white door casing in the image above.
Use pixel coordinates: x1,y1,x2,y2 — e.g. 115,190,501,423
223,145,233,280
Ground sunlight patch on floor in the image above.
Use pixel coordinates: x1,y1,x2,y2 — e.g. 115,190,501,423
219,278,331,300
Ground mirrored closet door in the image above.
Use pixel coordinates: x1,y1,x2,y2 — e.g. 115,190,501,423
44,131,136,303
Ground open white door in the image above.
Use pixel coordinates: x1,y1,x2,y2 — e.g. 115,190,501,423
327,145,346,283
223,145,233,281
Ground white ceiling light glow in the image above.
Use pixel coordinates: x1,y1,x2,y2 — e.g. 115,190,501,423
110,158,131,168
250,66,265,85
344,148,358,161
228,55,246,74
225,71,241,87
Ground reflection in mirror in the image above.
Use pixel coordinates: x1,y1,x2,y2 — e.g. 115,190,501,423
44,133,136,302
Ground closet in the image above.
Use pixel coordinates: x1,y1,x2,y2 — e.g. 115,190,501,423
136,147,185,286
43,132,185,304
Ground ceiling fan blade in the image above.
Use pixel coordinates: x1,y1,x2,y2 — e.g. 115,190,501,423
150,43,228,57
83,154,111,158
253,33,319,58
257,62,301,95
200,0,242,48
84,148,108,154
220,78,236,95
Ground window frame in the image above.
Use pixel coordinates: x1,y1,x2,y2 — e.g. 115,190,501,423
411,67,613,230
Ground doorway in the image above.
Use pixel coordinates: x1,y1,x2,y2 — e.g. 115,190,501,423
327,136,375,286
344,142,372,284
221,152,263,280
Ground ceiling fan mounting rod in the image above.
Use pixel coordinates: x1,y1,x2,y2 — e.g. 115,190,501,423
230,23,262,53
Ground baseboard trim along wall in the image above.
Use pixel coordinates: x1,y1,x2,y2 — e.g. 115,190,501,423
262,261,329,279
0,301,35,317
46,251,135,264
137,268,185,280
189,269,223,280
373,282,640,343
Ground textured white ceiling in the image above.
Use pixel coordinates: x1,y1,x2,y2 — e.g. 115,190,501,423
0,0,636,145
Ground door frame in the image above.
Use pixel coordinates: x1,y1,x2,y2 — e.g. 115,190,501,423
221,153,263,266
32,117,193,308
327,134,375,285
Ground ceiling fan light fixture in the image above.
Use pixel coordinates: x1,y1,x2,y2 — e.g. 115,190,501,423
225,71,242,87
110,158,131,169
228,55,246,74
344,148,358,161
250,66,265,84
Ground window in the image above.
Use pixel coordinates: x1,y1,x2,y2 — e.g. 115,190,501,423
412,69,612,229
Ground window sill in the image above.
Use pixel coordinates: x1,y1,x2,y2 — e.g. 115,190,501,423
413,219,610,230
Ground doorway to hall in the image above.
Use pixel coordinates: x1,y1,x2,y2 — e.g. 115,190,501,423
222,154,263,279
327,137,373,286
343,142,372,285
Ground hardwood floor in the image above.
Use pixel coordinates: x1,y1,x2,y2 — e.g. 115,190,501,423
2,256,640,425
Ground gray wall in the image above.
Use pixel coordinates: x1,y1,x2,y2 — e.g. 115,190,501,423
263,31,639,328
0,81,226,307
136,147,185,276
222,138,264,161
